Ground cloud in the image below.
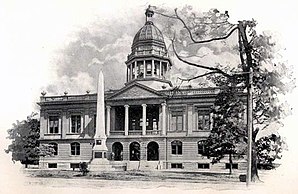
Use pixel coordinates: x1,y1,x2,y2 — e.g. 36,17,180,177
45,17,143,94
87,58,104,67
46,72,95,95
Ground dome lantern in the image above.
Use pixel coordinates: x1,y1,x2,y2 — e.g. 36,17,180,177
145,5,154,24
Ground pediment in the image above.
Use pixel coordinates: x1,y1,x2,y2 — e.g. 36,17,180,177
107,83,164,100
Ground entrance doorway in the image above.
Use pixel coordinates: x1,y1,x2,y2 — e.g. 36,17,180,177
112,142,123,161
147,141,159,161
129,142,140,161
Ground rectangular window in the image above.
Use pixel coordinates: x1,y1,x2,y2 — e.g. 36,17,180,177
197,111,210,130
171,141,182,155
198,163,210,169
70,163,80,169
49,116,59,134
48,163,57,168
71,115,81,133
171,163,183,169
95,152,102,158
225,163,238,169
171,114,183,131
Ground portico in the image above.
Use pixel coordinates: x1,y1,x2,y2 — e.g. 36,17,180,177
107,101,167,137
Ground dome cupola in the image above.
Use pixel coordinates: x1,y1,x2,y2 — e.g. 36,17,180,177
125,6,172,87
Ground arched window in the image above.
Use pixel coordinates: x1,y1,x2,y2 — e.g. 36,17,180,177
198,141,207,155
49,142,58,155
171,140,182,155
70,142,80,156
147,141,159,161
129,142,140,161
112,142,123,161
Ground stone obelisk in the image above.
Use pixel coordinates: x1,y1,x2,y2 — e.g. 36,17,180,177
90,70,110,170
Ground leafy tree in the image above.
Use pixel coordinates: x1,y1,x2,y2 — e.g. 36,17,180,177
203,86,247,175
152,5,294,181
5,113,54,168
256,134,286,169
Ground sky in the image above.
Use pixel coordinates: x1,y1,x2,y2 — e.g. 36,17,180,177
0,0,298,193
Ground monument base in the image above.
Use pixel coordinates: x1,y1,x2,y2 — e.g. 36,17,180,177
89,157,114,171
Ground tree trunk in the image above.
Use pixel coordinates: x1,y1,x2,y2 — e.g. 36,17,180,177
25,157,29,168
251,141,259,182
229,152,233,175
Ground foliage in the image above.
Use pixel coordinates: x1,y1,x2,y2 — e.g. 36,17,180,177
79,162,89,176
5,113,54,167
256,134,286,169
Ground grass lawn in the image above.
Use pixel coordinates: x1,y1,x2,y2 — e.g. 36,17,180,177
24,169,243,184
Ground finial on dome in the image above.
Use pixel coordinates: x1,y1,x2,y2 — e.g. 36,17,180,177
145,5,154,24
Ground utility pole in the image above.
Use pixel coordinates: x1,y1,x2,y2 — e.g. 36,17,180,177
238,21,253,186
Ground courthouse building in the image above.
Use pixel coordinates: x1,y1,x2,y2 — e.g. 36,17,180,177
38,8,246,172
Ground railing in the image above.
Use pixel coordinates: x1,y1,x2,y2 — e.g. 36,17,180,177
161,88,220,96
146,130,161,135
39,90,116,102
40,94,97,102
110,131,125,136
128,130,142,135
127,49,168,60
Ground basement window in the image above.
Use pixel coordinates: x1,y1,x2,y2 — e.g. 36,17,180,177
225,163,238,169
198,163,210,169
171,163,183,169
48,163,57,168
70,163,80,169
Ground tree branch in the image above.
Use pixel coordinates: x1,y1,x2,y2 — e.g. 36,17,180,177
173,9,239,44
178,71,222,82
171,37,233,78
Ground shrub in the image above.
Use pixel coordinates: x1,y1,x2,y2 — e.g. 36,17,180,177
79,162,89,176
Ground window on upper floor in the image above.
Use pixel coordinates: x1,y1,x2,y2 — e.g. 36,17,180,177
49,116,59,134
171,140,182,155
197,110,210,131
71,115,81,133
171,113,183,131
70,142,80,156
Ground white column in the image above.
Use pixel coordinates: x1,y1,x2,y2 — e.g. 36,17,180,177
126,67,129,82
130,64,133,80
80,116,84,133
159,61,162,78
106,106,111,136
152,59,155,76
124,105,129,136
161,102,166,135
59,117,62,134
143,60,146,78
134,61,137,79
142,104,147,135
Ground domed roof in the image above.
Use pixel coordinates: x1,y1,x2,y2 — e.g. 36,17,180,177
132,21,165,46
